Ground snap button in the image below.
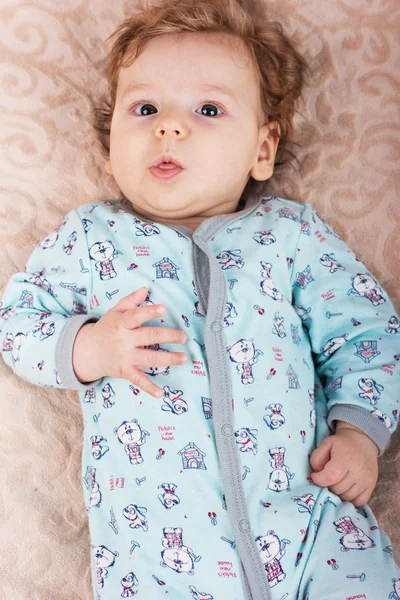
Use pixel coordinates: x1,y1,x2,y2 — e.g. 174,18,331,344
221,424,233,437
238,519,250,532
211,321,222,333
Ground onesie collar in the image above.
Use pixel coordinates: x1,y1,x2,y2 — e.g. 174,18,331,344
119,193,261,242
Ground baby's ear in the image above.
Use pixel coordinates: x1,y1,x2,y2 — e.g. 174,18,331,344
105,160,113,175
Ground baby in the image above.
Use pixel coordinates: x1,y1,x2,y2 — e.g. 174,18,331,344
1,0,400,599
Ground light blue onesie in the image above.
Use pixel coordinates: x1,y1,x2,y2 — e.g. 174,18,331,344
1,194,400,600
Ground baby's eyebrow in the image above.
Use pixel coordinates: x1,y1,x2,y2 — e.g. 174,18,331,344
120,81,237,102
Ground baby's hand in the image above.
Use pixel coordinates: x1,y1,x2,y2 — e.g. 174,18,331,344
72,286,188,398
309,422,379,507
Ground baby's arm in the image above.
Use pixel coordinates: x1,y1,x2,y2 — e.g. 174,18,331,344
290,203,399,501
0,207,99,391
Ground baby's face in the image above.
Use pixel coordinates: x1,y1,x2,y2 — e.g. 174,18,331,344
106,31,279,229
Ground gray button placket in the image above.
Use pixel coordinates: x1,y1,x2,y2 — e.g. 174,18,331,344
192,244,209,317
192,233,272,600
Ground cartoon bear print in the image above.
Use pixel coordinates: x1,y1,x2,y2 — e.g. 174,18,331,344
92,544,119,589
89,240,120,280
227,338,260,384
348,273,386,305
333,516,375,551
160,527,201,575
267,447,295,492
114,419,149,465
256,530,288,587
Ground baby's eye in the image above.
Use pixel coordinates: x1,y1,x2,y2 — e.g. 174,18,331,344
130,102,223,117
132,103,157,116
196,103,223,117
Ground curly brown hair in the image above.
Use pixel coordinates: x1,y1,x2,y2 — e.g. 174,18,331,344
93,0,310,198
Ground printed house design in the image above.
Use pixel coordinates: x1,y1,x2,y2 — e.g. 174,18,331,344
201,397,213,419
178,442,207,470
153,257,180,280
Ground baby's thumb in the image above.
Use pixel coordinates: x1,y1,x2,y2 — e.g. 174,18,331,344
309,437,332,473
113,287,148,312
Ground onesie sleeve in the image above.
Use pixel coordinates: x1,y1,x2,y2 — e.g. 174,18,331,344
291,202,400,456
0,207,103,392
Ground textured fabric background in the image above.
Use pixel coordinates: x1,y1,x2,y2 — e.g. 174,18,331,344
0,1,399,598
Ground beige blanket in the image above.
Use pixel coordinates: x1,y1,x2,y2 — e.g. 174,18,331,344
0,1,399,597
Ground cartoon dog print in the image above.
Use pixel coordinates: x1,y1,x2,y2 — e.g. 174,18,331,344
264,403,285,430
223,301,238,327
2,331,26,363
216,249,244,270
348,273,386,305
235,427,258,455
358,377,384,405
321,334,349,357
142,343,171,377
27,268,57,297
62,231,77,255
31,318,55,341
272,312,287,337
386,315,400,334
389,578,400,599
101,383,116,408
114,419,149,465
189,585,214,599
89,240,120,280
319,253,346,273
92,544,119,589
371,408,392,429
259,261,283,301
37,218,67,249
161,386,188,415
120,572,139,597
256,530,288,587
333,516,375,551
133,217,160,237
160,527,201,575
122,504,149,531
253,230,276,246
227,338,260,384
158,483,180,509
308,389,316,428
83,466,102,509
90,435,110,460
291,493,315,514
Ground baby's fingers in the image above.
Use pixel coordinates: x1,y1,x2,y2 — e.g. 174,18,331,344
136,347,188,367
352,488,372,508
123,365,165,399
328,471,354,496
311,457,347,488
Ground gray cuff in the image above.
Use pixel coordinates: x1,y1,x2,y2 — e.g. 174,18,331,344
328,404,391,457
55,314,104,392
